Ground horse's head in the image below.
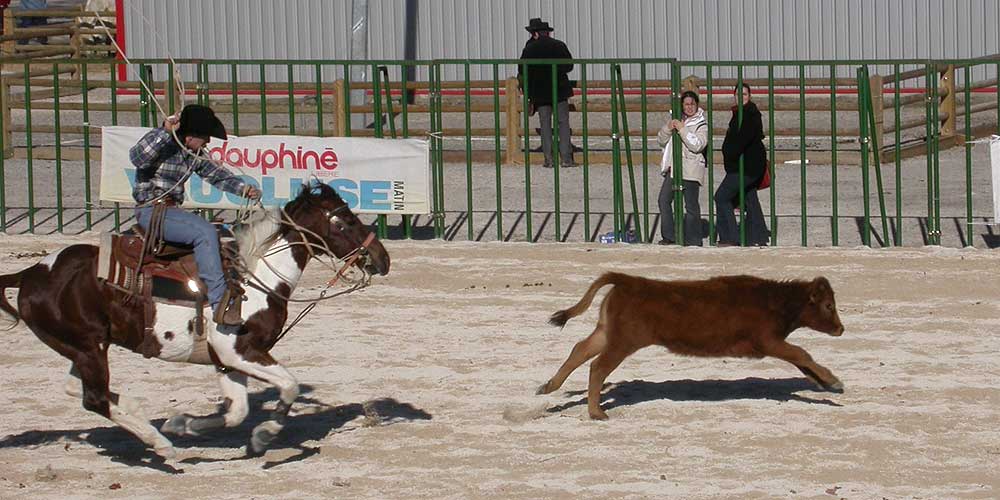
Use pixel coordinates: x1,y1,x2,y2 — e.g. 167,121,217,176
282,182,390,276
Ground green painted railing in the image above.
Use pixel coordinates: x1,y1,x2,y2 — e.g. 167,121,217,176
0,56,998,247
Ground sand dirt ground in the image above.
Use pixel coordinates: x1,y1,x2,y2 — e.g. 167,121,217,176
0,234,998,499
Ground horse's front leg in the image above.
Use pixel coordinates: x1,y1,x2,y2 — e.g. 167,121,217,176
161,370,249,437
208,327,299,456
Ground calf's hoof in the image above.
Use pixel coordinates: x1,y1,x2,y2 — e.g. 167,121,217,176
535,382,553,395
825,379,845,393
588,408,609,421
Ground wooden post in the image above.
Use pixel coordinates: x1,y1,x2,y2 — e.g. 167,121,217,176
505,77,519,165
2,8,16,73
869,73,885,161
682,75,700,94
333,79,346,136
69,5,82,76
1,76,11,159
939,64,955,137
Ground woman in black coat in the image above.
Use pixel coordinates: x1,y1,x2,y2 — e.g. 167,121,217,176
714,84,770,246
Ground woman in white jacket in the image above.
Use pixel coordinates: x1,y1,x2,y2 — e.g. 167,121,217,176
657,90,708,246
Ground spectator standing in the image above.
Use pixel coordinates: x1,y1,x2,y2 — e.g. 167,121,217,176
715,84,770,246
657,90,708,246
517,17,576,168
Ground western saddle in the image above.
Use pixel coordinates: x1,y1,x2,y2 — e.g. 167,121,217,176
97,217,246,338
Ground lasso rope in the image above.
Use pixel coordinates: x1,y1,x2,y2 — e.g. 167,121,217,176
89,7,373,313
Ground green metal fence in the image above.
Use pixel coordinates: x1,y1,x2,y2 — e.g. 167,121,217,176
1,56,998,247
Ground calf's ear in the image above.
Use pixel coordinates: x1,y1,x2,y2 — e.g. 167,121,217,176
809,277,831,302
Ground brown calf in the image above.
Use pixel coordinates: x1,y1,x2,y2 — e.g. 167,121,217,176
537,272,845,420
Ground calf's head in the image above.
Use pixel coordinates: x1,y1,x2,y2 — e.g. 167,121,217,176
798,277,844,336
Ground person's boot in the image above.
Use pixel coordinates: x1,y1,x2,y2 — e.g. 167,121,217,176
213,286,244,326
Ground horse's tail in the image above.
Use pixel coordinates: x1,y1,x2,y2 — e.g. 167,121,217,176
0,270,24,324
549,272,628,328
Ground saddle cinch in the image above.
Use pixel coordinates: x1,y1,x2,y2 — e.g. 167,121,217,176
96,221,246,339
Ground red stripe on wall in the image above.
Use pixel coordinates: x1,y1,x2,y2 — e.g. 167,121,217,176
115,0,126,81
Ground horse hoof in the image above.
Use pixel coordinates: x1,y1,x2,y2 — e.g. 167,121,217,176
161,414,195,436
827,380,845,393
154,445,177,459
535,382,551,395
248,421,282,455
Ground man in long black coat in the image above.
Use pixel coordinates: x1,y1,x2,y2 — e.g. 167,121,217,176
518,18,575,168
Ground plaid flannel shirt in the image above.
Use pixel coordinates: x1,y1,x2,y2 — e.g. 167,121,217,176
129,127,247,205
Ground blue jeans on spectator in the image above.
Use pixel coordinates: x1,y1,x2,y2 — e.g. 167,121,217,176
658,176,703,246
135,206,226,310
714,172,770,246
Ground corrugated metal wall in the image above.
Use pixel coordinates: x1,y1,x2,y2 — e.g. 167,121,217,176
124,0,1000,83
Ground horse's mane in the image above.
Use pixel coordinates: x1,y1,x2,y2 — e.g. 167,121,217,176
231,182,344,269
233,207,282,269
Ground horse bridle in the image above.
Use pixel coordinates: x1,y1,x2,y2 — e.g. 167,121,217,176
321,204,377,287
246,199,378,299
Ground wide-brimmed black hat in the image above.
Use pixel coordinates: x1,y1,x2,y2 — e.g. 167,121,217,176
176,104,227,140
525,18,553,32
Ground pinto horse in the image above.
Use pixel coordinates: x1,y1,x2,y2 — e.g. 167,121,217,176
0,183,390,458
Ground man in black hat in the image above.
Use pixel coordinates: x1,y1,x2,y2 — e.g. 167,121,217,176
518,17,576,168
129,104,261,329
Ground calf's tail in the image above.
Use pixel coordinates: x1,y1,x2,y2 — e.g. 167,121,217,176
0,270,23,325
549,272,627,327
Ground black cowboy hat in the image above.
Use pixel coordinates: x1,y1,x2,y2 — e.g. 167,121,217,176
525,18,553,32
176,104,227,140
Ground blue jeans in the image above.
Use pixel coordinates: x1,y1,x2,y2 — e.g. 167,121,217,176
135,207,226,309
658,176,703,246
714,172,770,246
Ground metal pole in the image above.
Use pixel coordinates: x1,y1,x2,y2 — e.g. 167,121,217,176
610,64,622,241
768,65,776,245
287,64,296,135
551,63,561,241
315,64,324,136
858,66,872,247
24,63,34,232
464,63,473,241
670,62,683,244
830,64,838,246
231,63,240,135
581,64,591,241
493,63,503,241
521,62,533,241
111,60,120,232
259,64,267,134
799,64,807,246
737,67,745,246
964,65,973,246
706,65,715,245
893,64,903,246
640,63,649,242
53,63,63,232
82,62,92,231
615,65,642,243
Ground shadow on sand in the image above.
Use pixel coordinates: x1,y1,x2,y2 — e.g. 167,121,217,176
0,384,431,473
546,376,844,416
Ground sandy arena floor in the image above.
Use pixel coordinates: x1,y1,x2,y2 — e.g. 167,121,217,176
0,234,999,499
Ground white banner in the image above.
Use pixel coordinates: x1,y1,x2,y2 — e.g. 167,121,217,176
991,135,1000,224
99,127,431,214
